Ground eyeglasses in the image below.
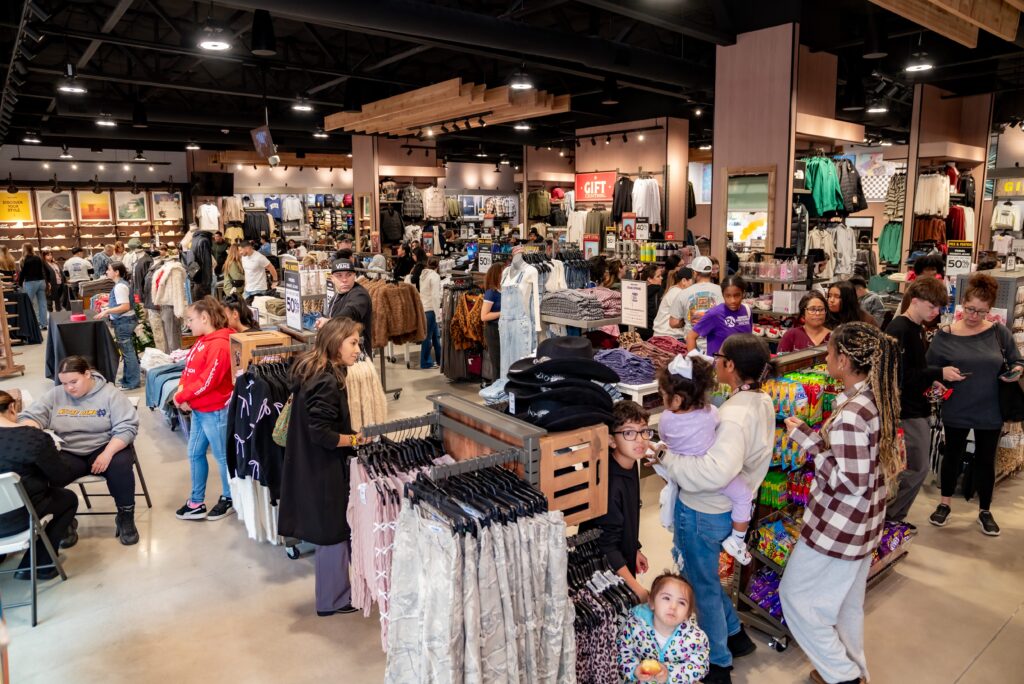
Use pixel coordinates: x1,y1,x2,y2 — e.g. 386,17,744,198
963,305,990,317
713,353,729,361
804,307,826,313
612,428,655,441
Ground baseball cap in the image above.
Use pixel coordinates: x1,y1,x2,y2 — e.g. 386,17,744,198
127,237,142,249
337,233,354,242
692,256,713,274
330,258,355,274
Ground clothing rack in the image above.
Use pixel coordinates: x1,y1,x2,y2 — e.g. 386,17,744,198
361,412,439,439
249,343,310,358
426,447,526,481
566,528,601,549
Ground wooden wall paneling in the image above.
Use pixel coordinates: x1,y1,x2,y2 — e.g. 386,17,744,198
868,0,979,47
324,78,463,130
665,117,689,232
353,84,484,133
901,84,925,272
925,0,1020,40
796,46,838,118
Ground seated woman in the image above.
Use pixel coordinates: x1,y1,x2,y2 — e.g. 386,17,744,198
778,292,831,353
19,355,141,545
222,295,260,333
0,390,78,580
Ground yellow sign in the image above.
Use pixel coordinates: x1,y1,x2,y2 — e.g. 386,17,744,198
0,191,33,223
999,179,1024,197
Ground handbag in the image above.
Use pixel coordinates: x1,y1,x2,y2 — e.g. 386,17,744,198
992,331,1024,423
272,396,292,446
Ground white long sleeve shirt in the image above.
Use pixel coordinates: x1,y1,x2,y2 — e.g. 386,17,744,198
281,196,304,222
418,268,442,314
631,178,662,226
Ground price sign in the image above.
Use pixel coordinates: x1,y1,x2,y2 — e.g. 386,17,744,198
283,262,301,330
621,280,648,328
945,240,973,278
635,219,650,241
478,250,493,273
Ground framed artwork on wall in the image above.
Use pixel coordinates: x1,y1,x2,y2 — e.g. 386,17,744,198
36,190,74,222
76,190,113,222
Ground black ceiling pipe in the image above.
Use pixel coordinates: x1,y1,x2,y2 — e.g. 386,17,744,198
214,0,715,91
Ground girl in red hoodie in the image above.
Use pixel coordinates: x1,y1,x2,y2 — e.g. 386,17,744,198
174,296,236,521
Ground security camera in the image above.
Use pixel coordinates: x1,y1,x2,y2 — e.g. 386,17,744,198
268,154,281,167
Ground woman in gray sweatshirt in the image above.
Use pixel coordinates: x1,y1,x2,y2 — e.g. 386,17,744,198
19,356,141,545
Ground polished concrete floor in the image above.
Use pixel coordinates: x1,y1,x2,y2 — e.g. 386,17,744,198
1,338,1023,683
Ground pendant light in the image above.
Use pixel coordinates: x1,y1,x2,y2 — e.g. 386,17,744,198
249,10,276,57
132,101,148,128
186,141,201,150
514,121,531,131
22,131,40,144
863,9,888,60
96,112,116,127
866,100,888,114
197,19,232,51
57,63,87,94
509,64,533,91
59,144,72,159
905,33,933,73
601,77,619,106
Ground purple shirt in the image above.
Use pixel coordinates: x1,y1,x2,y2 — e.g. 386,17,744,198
692,303,752,355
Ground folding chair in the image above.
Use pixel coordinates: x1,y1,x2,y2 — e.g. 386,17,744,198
0,472,68,627
74,445,153,515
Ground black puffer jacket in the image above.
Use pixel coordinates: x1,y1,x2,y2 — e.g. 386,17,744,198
836,159,867,214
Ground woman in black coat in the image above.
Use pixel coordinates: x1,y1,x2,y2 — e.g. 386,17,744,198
277,316,366,617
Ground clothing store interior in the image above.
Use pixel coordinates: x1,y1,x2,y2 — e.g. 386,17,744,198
3,0,1024,682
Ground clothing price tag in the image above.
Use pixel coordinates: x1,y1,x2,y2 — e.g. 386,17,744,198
478,250,493,273
283,262,301,330
621,280,648,328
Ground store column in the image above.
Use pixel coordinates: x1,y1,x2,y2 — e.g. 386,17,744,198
352,134,380,251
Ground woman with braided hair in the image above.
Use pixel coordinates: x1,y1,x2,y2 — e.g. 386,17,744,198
780,322,901,684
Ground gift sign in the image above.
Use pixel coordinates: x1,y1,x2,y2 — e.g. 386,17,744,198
574,172,616,203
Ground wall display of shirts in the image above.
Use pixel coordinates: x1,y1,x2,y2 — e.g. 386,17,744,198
36,190,74,222
631,177,662,226
196,200,220,231
799,155,867,217
114,191,149,222
0,191,33,223
152,192,183,221
914,172,951,218
76,190,113,222
991,201,1022,233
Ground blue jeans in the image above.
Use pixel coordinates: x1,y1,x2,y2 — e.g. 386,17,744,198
420,310,441,368
23,279,47,329
674,497,740,667
186,406,231,504
111,316,140,388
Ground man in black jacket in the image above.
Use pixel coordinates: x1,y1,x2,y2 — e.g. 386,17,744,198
318,252,373,357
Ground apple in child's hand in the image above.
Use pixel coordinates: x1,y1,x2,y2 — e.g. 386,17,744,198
639,659,663,676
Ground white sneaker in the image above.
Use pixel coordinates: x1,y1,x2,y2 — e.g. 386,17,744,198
722,535,752,565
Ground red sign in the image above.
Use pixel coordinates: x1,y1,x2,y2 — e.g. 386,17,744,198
574,172,617,203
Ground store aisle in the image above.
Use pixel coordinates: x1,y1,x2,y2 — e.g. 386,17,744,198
0,341,1022,683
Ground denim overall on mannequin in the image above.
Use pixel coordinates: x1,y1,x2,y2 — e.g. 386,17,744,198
498,254,537,378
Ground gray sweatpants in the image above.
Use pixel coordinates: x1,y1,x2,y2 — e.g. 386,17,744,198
886,416,931,522
779,540,871,683
314,541,351,613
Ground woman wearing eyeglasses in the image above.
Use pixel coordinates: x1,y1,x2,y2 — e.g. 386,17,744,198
926,273,1023,536
778,292,831,353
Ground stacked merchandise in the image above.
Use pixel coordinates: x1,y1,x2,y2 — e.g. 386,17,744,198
594,349,655,385
913,172,952,245
567,531,640,684
589,286,622,318
384,460,575,683
541,290,607,320
357,277,426,351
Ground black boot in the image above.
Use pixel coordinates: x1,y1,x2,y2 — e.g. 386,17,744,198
60,518,79,549
115,505,139,546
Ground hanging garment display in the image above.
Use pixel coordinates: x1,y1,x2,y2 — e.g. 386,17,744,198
959,174,976,208
223,196,244,223
884,173,907,222
631,177,661,225
612,176,633,222
358,277,426,351
802,156,845,216
400,184,424,220
446,196,462,220
791,202,810,255
834,158,867,214
963,207,976,242
422,186,446,220
242,210,272,243
196,201,220,231
991,202,1021,232
380,180,400,201
806,227,836,280
498,262,540,377
687,180,697,219
913,216,947,244
584,208,611,233
946,205,966,242
380,206,404,244
440,281,481,381
830,222,857,279
528,189,552,219
913,173,951,218
281,195,304,222
264,194,283,221
567,210,589,246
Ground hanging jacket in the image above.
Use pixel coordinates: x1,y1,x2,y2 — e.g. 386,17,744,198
190,230,215,298
399,184,424,219
174,327,234,412
836,159,867,214
618,605,710,683
687,180,697,219
959,174,976,207
380,207,404,243
153,261,189,317
612,176,634,222
804,157,845,216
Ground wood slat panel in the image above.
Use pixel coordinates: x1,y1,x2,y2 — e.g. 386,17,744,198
334,84,476,132
324,78,463,130
927,0,1020,40
1007,0,1024,10
869,0,979,47
360,85,507,134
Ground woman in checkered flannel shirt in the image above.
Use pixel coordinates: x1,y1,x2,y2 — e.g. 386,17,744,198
781,323,901,684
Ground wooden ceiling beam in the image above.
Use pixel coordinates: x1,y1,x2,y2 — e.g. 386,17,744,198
354,85,506,134
869,0,979,47
324,78,463,130
333,86,476,131
1005,0,1024,11
213,151,352,168
925,0,1020,41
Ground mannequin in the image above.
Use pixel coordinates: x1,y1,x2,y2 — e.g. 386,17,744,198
498,250,541,378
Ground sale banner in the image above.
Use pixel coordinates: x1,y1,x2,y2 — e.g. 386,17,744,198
574,172,617,203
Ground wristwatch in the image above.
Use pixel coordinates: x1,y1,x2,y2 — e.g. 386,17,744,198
350,434,359,448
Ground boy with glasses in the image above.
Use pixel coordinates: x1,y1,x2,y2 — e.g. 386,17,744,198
579,400,654,602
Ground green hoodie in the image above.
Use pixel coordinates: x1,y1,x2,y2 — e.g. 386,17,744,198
19,371,139,456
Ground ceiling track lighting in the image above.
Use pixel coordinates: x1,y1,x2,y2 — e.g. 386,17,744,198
22,24,42,43
134,150,146,162
622,133,628,143
7,174,18,194
591,137,597,146
477,117,486,127
91,175,102,193
605,135,611,145
50,174,61,193
440,123,449,134
26,2,50,22
249,9,277,57
18,43,38,62
59,145,72,159
13,61,28,77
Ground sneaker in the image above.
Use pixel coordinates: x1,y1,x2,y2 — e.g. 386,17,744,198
175,502,208,520
59,518,79,549
317,605,359,617
721,535,752,566
727,626,757,658
702,663,733,683
978,510,1001,536
929,504,951,527
207,496,234,521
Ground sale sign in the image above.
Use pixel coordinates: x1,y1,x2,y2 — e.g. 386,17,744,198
575,172,617,203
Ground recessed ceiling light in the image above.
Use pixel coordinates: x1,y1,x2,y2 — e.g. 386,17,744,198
22,132,40,144
70,163,78,170
98,164,105,170
514,121,530,131
198,23,232,51
148,166,154,172
905,56,933,73
96,113,116,127
123,164,130,171
638,133,645,141
42,162,49,169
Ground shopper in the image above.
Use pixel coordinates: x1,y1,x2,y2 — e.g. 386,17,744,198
19,355,141,545
884,278,962,524
687,275,752,356
618,573,710,683
222,295,260,333
778,292,831,353
0,390,78,580
278,316,366,617
578,400,652,602
661,334,775,683
95,262,140,390
408,246,428,289
642,264,664,337
850,275,886,326
92,244,113,280
221,243,245,298
663,255,682,288
63,246,93,286
0,246,15,274
604,258,625,291
17,243,48,331
907,252,945,282
781,322,901,684
482,262,505,379
657,351,753,565
211,231,228,275
258,236,273,257
239,240,278,299
319,252,373,357
335,233,354,252
418,256,442,369
652,267,694,339
173,297,235,522
43,250,69,312
675,257,723,347
826,281,876,328
926,273,1023,535
393,242,414,280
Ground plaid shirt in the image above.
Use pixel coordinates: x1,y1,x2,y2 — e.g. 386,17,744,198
789,382,886,561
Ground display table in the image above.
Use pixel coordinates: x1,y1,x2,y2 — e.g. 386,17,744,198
44,310,120,385
617,381,664,415
540,314,620,329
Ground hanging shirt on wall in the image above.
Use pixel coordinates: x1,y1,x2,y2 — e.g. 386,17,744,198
197,202,220,231
281,196,304,222
264,195,283,221
631,178,661,226
991,203,1021,232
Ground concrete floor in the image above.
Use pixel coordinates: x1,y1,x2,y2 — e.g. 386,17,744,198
1,338,1023,683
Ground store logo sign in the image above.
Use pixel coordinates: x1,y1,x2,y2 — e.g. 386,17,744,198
575,172,617,202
